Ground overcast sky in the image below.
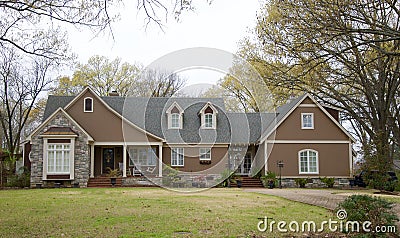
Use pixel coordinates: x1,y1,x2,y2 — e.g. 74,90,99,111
67,1,263,86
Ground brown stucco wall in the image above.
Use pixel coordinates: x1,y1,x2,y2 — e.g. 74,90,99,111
273,100,349,141
66,90,160,143
162,146,228,172
267,143,350,177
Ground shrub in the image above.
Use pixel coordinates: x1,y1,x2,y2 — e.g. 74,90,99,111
365,172,396,192
261,171,277,188
6,167,30,188
294,178,307,188
336,195,398,236
320,177,335,188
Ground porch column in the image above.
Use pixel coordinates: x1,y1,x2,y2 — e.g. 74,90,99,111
264,142,268,174
158,145,163,177
90,144,94,178
123,145,127,178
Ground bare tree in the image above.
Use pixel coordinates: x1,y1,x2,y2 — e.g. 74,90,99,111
0,0,121,60
0,48,53,155
137,0,212,29
134,68,186,97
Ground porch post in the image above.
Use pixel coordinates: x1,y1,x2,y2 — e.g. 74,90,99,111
158,145,163,177
123,145,127,178
264,142,268,174
90,144,94,178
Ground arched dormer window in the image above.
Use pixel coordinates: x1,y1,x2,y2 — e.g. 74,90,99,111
166,102,183,129
84,97,93,112
199,102,218,129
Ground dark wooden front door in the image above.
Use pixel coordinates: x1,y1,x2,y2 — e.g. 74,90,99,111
102,148,114,173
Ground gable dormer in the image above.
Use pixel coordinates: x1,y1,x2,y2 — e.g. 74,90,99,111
166,102,184,129
199,102,218,129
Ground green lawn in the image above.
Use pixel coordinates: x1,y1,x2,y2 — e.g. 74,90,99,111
0,188,333,237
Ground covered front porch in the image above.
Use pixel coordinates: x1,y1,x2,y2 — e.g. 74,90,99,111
89,142,163,178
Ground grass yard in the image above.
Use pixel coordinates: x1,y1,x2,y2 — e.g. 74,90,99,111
0,188,334,237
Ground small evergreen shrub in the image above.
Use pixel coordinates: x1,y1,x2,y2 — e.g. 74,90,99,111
320,177,335,188
336,195,398,237
261,171,277,188
6,167,30,188
294,178,307,188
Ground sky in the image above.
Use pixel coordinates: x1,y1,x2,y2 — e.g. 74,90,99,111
66,0,263,87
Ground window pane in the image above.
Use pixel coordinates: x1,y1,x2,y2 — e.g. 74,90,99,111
48,151,55,172
171,149,177,166
56,151,62,172
205,114,213,128
302,114,313,128
171,113,180,128
63,151,70,172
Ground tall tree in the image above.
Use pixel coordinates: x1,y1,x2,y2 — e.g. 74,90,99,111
0,48,53,155
52,56,142,97
135,68,186,97
249,0,400,171
0,0,120,60
51,56,186,97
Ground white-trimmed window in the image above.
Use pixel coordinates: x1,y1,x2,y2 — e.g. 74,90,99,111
84,97,93,112
204,114,213,128
199,148,211,160
171,113,180,128
129,147,157,167
47,144,70,174
171,148,184,166
200,103,217,129
167,103,183,129
301,113,314,129
299,149,318,174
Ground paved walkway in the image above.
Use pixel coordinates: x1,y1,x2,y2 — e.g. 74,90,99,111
245,188,400,216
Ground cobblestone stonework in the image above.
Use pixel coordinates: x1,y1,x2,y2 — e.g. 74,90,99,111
30,111,90,187
122,177,159,187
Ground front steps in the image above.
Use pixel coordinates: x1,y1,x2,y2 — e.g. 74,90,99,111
87,177,122,188
239,176,264,188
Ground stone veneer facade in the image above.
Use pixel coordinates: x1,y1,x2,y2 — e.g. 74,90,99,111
30,111,90,187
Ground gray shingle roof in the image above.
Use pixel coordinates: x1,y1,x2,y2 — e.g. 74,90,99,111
42,94,306,144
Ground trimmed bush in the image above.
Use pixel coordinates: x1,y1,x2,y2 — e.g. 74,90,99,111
294,178,307,188
320,177,335,188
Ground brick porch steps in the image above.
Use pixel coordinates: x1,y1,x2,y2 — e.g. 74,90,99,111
87,177,123,188
240,176,264,188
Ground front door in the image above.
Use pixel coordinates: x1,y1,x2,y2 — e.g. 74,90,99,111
238,153,252,175
102,148,115,174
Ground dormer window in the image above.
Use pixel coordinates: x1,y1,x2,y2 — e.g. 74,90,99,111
204,113,213,128
167,102,183,129
84,97,93,112
200,103,218,129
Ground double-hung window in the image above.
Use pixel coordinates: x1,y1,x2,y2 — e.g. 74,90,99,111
171,148,184,166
